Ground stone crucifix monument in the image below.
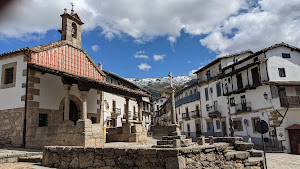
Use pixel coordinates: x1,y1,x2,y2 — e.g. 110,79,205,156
168,72,181,136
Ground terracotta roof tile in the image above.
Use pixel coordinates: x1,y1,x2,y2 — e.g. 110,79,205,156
286,124,300,130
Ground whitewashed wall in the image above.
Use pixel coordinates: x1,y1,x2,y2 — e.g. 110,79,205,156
0,55,27,110
36,73,99,114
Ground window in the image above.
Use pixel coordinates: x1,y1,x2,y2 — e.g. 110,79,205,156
210,87,213,94
160,99,163,102
39,114,48,127
206,70,211,80
4,68,14,84
282,53,291,58
233,118,243,131
185,107,189,118
278,68,286,77
206,104,210,111
112,100,116,113
278,87,287,97
253,57,258,62
213,101,218,111
251,117,260,133
1,62,17,89
216,82,222,97
228,78,231,83
205,88,209,101
156,105,159,110
190,90,192,95
216,120,220,129
219,64,222,73
194,88,197,94
229,97,235,107
296,87,300,96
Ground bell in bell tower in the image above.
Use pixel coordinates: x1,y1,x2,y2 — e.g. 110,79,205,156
58,3,84,49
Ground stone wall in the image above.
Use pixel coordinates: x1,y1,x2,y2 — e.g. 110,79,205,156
0,108,24,147
107,123,147,144
26,119,105,149
42,142,263,169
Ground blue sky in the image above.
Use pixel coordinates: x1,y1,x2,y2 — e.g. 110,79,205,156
1,0,300,78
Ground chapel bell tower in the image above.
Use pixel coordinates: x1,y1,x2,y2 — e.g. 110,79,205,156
58,5,84,49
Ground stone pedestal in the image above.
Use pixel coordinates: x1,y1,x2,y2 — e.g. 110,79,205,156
198,136,206,145
167,124,181,136
76,119,105,147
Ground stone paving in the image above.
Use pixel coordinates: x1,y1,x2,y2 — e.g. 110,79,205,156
266,153,300,169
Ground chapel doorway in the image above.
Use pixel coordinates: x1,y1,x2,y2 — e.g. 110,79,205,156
69,100,79,124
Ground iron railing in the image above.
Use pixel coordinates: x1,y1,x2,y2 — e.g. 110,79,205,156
235,102,251,113
280,96,300,107
175,92,200,107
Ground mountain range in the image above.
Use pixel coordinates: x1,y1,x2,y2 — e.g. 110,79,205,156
127,75,197,97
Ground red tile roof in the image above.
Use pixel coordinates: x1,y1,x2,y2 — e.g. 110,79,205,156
286,124,300,130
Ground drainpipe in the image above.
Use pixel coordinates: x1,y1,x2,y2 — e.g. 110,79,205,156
22,50,30,148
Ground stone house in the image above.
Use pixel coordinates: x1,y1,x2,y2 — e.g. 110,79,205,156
0,9,150,149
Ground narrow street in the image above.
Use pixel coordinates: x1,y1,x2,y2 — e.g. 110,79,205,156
266,153,300,169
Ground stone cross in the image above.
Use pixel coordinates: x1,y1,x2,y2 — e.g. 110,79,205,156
168,72,173,88
70,2,74,10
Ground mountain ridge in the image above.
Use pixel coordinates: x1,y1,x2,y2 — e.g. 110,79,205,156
127,75,197,97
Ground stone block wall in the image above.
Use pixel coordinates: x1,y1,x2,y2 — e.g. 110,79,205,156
0,108,24,147
26,119,105,149
42,143,263,169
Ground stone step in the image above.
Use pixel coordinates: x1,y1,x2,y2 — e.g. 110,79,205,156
247,149,264,157
225,151,250,161
226,146,234,150
152,145,174,148
244,157,263,166
18,155,43,163
162,135,186,140
234,141,254,151
157,140,173,145
181,143,196,147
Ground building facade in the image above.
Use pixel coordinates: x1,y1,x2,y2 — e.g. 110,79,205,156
0,9,150,149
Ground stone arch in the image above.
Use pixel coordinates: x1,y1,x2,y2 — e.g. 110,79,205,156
59,94,83,118
71,22,77,38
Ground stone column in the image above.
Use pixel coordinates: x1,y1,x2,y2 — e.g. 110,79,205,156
99,90,104,126
138,100,143,122
171,89,176,124
63,84,72,121
125,98,129,123
80,91,89,120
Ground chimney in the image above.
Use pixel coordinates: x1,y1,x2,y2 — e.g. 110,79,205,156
64,8,67,14
98,62,102,70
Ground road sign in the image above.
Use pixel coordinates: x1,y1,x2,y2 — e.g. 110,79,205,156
255,120,269,134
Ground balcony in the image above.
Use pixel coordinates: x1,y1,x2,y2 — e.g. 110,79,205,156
182,112,191,120
235,102,251,113
280,96,300,108
207,106,221,118
190,110,201,118
224,78,261,96
198,70,222,84
175,92,200,107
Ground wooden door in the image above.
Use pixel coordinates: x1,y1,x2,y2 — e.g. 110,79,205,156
222,121,227,137
187,124,191,137
288,130,300,154
241,95,246,111
207,122,214,136
251,67,260,85
69,100,79,124
236,74,243,90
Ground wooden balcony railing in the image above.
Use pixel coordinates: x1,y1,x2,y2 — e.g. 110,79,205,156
280,96,300,107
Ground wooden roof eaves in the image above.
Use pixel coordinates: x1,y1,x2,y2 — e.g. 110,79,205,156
28,63,150,98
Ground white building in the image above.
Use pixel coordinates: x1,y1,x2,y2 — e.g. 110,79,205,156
193,51,253,138
101,70,152,131
219,43,300,154
175,82,201,140
153,96,168,125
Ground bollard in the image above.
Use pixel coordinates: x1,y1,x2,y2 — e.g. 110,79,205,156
208,136,214,145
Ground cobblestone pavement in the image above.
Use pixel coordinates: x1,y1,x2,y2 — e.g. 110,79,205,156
266,153,300,169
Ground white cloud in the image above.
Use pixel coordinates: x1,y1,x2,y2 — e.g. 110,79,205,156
200,0,300,55
134,51,148,59
188,67,203,76
153,54,166,61
1,0,299,55
138,63,151,71
187,61,192,64
167,36,177,45
0,0,244,41
91,45,99,52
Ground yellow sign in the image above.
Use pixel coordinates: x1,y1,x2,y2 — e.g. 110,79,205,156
105,102,109,111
